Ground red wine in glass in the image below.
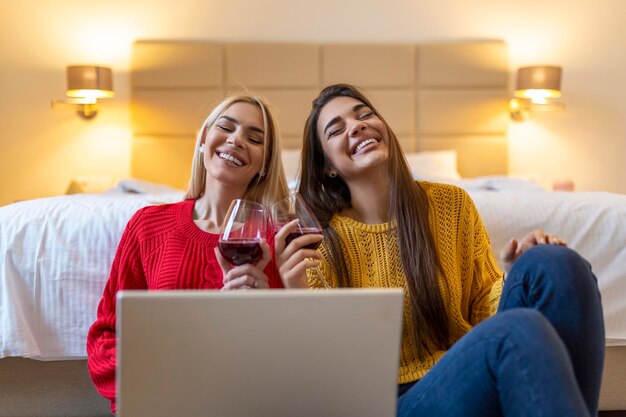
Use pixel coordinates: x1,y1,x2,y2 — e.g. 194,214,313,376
270,193,329,288
219,199,267,266
218,239,263,266
285,227,323,250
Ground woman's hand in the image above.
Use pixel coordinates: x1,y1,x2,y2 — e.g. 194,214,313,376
215,240,271,290
274,219,323,289
500,229,567,273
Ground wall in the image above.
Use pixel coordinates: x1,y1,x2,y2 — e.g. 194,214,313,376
1,0,624,205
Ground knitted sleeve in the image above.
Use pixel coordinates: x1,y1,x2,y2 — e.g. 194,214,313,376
86,209,148,414
464,192,503,324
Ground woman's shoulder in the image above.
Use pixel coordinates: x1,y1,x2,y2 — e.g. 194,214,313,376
137,199,190,214
416,181,479,219
127,199,192,231
417,181,470,203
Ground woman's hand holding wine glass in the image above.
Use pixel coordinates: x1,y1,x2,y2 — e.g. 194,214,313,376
215,199,271,290
271,193,328,289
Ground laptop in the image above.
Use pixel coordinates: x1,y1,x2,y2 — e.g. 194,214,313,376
116,288,404,417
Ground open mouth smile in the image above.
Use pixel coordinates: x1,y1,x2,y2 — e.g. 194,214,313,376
353,138,379,154
218,152,244,166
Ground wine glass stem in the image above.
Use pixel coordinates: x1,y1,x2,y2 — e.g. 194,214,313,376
314,266,330,289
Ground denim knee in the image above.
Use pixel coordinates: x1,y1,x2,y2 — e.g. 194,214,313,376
487,309,571,375
510,245,597,292
494,309,559,350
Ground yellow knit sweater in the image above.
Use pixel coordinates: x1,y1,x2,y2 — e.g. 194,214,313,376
309,182,503,384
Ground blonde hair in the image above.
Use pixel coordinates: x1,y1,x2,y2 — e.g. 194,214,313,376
184,94,289,206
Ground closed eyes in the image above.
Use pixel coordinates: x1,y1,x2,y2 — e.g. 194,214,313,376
323,103,376,139
217,124,263,145
358,111,374,120
327,126,344,139
326,111,374,139
217,124,233,133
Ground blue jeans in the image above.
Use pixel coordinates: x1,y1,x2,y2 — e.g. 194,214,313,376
397,245,605,417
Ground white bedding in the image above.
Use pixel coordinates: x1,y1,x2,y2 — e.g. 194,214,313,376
1,178,625,360
466,188,626,342
0,188,183,359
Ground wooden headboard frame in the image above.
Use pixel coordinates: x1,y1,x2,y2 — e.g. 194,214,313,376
130,40,509,188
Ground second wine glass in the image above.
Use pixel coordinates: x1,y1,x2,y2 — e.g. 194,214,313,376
270,193,329,288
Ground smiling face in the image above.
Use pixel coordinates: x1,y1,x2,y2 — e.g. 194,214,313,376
316,96,389,180
202,101,266,190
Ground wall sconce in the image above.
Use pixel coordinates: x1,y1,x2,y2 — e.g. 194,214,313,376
509,66,564,121
51,65,114,119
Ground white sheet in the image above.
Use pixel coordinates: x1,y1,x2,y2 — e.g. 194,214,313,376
1,179,625,360
466,188,626,343
0,190,183,359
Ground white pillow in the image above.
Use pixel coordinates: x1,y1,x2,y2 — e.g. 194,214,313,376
281,148,302,183
404,150,461,181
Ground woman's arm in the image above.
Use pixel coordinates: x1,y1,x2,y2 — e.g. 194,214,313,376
86,211,147,414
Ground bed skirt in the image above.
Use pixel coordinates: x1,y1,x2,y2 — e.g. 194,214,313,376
1,345,624,416
0,358,111,417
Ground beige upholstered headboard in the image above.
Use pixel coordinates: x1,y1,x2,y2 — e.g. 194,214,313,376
131,40,509,189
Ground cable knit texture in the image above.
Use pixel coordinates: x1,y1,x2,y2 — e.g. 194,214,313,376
86,199,283,413
309,182,503,384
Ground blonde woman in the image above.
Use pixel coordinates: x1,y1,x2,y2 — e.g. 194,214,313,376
87,94,289,413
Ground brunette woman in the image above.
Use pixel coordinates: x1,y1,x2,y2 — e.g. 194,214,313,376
276,84,604,417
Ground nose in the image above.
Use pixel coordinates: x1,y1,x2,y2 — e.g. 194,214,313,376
226,130,244,148
349,120,367,137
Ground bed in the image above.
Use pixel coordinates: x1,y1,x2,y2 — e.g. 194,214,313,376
1,40,625,416
0,184,183,417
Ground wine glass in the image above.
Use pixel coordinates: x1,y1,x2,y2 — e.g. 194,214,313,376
218,199,267,266
270,193,329,288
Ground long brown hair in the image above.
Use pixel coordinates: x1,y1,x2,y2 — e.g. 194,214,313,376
298,84,450,355
184,94,289,207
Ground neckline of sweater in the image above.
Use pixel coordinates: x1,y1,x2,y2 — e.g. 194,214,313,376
332,214,397,233
178,199,220,244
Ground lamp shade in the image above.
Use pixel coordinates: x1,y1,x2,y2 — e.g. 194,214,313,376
514,66,562,102
66,65,114,100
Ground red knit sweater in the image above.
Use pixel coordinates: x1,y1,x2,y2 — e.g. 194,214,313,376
86,199,283,413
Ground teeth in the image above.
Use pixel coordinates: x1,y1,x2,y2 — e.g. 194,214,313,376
354,138,377,153
218,152,243,166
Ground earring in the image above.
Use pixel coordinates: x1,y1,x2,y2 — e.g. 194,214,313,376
328,169,337,178
199,144,205,153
